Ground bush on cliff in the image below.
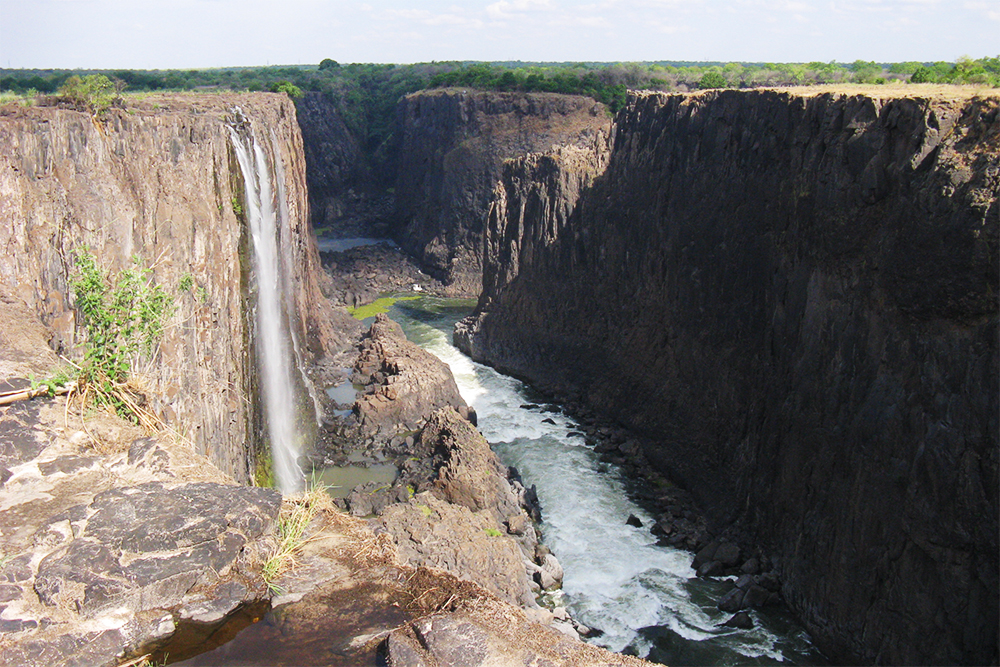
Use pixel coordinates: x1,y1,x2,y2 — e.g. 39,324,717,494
699,70,728,89
269,80,304,98
71,250,174,427
57,74,122,113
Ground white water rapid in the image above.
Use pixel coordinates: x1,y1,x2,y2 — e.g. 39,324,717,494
388,297,826,666
229,116,303,496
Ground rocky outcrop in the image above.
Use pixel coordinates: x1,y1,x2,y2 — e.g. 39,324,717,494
350,314,467,438
341,404,546,609
459,89,999,665
0,94,354,483
0,397,279,667
393,89,613,294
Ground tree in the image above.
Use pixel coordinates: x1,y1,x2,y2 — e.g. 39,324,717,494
850,60,882,84
319,59,340,71
269,81,303,98
699,70,727,89
58,74,121,113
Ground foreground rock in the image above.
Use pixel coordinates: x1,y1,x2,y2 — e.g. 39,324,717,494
374,408,543,608
334,405,547,610
0,398,279,667
168,509,647,667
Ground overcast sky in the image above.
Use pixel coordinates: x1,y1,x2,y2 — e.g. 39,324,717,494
1,0,995,70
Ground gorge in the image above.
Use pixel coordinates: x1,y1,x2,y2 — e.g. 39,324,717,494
0,82,996,667
453,88,999,665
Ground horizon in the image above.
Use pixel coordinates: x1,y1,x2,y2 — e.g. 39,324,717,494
1,1,996,71
0,57,995,74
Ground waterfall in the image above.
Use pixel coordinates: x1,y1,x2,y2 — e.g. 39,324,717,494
228,112,303,495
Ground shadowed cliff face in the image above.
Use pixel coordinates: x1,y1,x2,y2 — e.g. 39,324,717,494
392,89,613,295
459,89,999,666
0,94,353,483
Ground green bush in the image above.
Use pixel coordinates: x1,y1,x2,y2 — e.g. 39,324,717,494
269,80,303,98
71,250,173,423
58,74,121,113
699,71,728,89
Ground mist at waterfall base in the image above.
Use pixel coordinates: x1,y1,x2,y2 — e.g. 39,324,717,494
229,120,302,496
388,296,827,666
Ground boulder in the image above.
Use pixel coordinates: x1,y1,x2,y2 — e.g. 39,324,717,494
696,561,725,578
692,540,720,570
722,612,754,630
743,584,772,608
537,553,564,591
714,542,741,568
352,314,466,438
718,587,745,613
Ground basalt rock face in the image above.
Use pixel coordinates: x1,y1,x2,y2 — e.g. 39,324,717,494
0,94,351,483
459,89,999,665
393,89,613,294
295,92,391,234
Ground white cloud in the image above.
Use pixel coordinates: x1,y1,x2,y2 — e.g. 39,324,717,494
386,8,484,28
486,0,552,20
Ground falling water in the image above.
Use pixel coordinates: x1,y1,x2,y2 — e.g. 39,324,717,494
228,113,302,495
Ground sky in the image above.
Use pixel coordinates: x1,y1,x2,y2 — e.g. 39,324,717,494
0,0,995,70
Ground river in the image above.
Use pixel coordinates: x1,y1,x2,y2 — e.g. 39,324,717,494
386,295,827,666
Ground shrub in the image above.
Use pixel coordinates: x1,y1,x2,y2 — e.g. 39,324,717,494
58,74,122,113
699,71,728,90
269,80,303,98
71,250,173,424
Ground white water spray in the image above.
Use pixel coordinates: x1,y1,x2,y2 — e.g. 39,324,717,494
390,298,825,664
228,113,303,495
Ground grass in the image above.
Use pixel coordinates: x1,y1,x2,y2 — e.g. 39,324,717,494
484,527,502,537
261,483,335,595
348,295,420,320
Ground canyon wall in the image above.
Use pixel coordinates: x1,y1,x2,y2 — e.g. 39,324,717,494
0,93,347,483
392,89,612,294
458,89,999,665
296,92,392,235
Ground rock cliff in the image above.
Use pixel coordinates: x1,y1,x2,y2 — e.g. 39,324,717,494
0,93,352,484
458,88,999,665
392,89,613,294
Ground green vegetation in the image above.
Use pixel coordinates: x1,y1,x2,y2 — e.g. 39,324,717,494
2,57,994,186
231,196,244,217
71,250,174,426
484,527,502,537
699,70,728,89
269,80,303,98
348,295,420,320
417,503,433,518
254,452,275,488
57,73,121,113
28,368,74,397
178,273,194,292
262,485,330,594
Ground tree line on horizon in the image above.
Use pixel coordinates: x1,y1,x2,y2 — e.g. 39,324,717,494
3,58,996,172
2,57,997,102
